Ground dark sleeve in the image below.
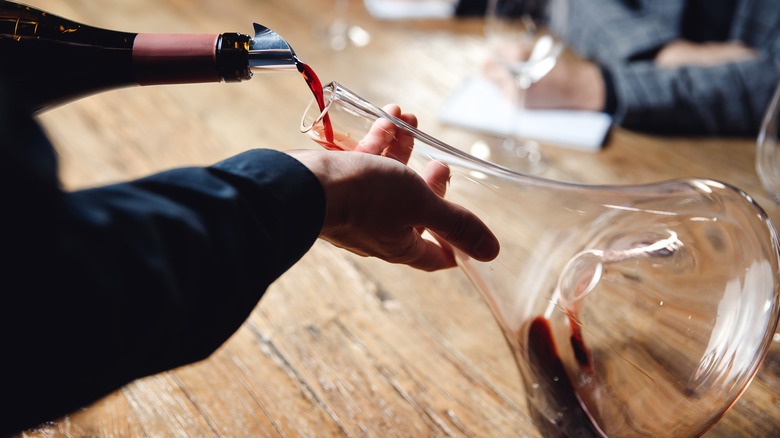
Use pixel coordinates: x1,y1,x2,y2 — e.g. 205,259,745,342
607,50,780,136
571,0,780,136
564,0,685,62
0,85,325,434
454,0,486,17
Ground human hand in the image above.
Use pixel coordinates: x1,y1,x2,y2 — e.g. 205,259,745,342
524,55,606,111
483,53,606,112
288,148,499,271
655,39,757,67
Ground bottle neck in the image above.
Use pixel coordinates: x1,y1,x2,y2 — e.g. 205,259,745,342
216,33,253,82
132,32,252,85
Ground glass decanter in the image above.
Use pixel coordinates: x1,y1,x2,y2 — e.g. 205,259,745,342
301,82,780,437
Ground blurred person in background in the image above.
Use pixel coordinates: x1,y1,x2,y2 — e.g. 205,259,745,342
459,0,780,136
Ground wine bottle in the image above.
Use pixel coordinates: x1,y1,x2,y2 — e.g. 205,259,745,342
0,1,297,111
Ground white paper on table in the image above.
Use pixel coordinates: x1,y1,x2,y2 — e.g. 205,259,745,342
438,78,613,152
364,0,457,20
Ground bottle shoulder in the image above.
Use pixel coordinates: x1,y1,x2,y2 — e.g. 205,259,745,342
0,1,136,47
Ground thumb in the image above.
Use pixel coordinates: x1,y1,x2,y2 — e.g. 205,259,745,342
423,197,500,263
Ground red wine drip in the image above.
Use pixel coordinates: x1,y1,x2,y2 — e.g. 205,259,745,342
525,317,599,437
294,56,334,144
569,317,591,369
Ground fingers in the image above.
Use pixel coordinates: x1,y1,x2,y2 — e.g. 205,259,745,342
387,109,416,164
420,159,454,258
655,40,757,67
416,160,450,241
398,194,499,271
483,58,518,104
395,233,457,272
354,104,416,165
298,149,499,271
423,197,500,263
421,160,449,197
355,117,396,155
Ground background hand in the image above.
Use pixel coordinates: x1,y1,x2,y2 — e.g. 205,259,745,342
655,39,757,67
483,53,606,112
523,54,605,111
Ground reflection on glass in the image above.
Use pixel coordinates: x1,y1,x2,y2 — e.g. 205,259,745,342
757,81,780,204
301,82,780,437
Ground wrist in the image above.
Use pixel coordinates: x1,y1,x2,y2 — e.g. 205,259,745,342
572,61,607,112
599,66,617,114
285,149,346,239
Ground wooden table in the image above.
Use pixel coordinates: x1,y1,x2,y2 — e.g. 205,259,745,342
19,0,779,436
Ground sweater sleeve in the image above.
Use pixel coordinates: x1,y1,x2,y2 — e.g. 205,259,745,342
568,0,780,136
1,85,325,434
608,52,780,136
565,0,685,62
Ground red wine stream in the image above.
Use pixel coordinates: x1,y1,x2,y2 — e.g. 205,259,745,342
295,56,335,145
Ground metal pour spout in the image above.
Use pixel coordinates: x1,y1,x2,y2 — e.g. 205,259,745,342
249,23,298,71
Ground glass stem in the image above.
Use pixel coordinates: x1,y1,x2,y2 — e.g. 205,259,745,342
504,81,528,150
328,0,350,50
334,0,348,24
505,78,543,168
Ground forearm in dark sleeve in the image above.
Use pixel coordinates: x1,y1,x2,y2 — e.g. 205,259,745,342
3,148,325,435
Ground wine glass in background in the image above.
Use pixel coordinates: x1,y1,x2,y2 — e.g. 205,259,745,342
757,80,780,204
479,0,568,173
321,0,371,51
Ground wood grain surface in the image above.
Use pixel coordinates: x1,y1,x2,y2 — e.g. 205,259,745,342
14,0,780,436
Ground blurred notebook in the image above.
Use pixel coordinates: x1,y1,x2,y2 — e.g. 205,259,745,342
439,78,612,152
364,0,457,20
